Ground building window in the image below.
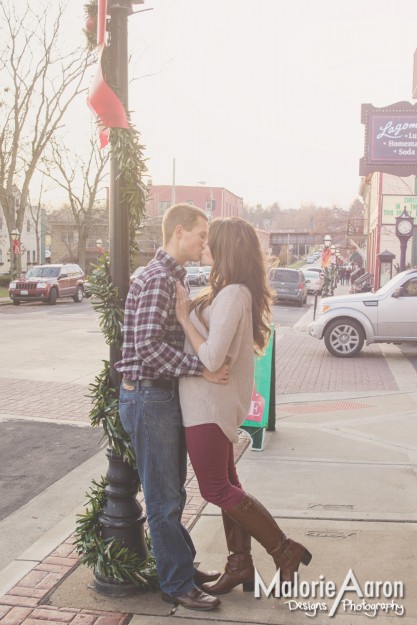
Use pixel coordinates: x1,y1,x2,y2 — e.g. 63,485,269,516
27,250,31,264
33,250,36,263
158,201,171,216
205,200,216,210
61,231,75,243
0,217,3,230
27,219,31,233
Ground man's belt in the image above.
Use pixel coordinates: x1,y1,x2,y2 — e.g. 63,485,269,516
122,376,177,391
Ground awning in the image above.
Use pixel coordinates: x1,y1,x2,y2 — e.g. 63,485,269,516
349,252,364,265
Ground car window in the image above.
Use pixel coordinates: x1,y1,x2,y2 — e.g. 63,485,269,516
269,270,298,282
26,266,60,278
402,278,417,296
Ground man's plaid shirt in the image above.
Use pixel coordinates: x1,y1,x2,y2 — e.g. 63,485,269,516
115,249,204,380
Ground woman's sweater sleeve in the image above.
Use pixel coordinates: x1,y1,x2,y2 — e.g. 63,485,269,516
197,285,248,372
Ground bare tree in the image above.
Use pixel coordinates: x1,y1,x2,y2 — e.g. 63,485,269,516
0,0,93,273
43,132,109,271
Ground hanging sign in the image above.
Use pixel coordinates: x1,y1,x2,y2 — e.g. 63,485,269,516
360,102,417,176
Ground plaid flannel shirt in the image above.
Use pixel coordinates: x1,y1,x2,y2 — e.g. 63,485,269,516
115,248,204,380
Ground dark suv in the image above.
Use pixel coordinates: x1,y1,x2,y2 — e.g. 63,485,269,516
9,264,85,305
269,268,307,307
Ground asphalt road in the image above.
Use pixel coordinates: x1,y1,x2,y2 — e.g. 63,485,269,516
0,420,103,521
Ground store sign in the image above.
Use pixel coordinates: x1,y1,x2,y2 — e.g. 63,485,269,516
381,195,417,225
360,102,417,175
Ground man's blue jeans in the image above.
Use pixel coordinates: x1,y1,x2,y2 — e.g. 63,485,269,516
119,383,196,596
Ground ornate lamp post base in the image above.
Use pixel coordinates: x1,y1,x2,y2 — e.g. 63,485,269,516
94,573,141,597
93,448,148,596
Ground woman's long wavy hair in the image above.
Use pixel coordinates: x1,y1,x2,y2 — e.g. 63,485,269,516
191,217,272,353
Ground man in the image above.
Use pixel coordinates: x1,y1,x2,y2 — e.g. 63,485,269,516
116,204,229,611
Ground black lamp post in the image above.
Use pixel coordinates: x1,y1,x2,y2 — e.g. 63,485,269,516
10,228,20,280
93,0,148,598
395,208,415,272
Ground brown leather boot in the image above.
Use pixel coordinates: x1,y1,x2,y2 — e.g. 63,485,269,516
201,510,254,595
226,494,312,587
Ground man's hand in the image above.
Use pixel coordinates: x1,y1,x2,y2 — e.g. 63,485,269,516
202,363,230,385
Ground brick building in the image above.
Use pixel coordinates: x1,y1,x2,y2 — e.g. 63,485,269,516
145,184,243,220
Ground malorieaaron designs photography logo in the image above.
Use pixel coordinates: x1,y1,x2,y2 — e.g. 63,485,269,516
254,568,405,618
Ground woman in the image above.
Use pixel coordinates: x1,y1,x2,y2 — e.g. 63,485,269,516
175,217,312,596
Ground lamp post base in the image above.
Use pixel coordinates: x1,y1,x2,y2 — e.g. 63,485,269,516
93,571,140,597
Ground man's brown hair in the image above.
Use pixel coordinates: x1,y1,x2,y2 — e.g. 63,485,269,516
162,203,208,245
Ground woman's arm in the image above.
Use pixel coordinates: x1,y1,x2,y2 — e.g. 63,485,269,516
176,282,248,372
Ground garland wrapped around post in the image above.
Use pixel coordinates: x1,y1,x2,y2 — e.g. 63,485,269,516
74,0,158,591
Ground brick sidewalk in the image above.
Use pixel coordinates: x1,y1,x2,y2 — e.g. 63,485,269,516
0,379,92,422
0,434,250,625
276,334,398,394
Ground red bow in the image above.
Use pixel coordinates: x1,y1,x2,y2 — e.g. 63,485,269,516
12,239,21,255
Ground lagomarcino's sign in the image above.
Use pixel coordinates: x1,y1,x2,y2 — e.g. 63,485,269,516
360,101,417,175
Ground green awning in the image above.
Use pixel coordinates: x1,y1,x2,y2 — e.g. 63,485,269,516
349,252,364,265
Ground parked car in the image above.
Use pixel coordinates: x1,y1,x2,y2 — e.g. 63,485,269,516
186,266,206,286
308,268,417,357
202,266,212,281
300,265,323,277
9,264,85,306
269,268,307,307
306,256,316,264
303,269,323,294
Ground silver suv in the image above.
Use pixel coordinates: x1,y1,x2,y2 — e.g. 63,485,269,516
308,268,417,357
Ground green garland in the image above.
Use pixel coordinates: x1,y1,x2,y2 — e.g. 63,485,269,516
75,479,159,589
75,4,157,590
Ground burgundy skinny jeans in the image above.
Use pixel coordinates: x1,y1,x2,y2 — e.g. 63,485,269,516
185,423,246,511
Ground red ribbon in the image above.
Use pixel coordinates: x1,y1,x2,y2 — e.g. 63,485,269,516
87,0,129,148
97,0,107,45
12,239,21,255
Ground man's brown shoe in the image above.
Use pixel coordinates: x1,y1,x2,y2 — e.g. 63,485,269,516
161,586,221,611
194,567,221,586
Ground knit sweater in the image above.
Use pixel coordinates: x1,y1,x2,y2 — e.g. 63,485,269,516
179,283,254,443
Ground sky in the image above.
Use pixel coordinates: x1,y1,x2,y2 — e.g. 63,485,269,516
67,1,417,210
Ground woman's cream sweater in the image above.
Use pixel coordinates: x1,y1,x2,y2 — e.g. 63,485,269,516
179,284,254,443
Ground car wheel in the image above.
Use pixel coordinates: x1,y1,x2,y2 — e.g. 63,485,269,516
12,300,20,306
324,318,364,357
48,288,58,305
73,286,84,303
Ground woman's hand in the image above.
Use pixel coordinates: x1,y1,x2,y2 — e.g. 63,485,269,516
175,281,191,326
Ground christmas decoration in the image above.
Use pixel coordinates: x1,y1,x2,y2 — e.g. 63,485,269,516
75,3,154,589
